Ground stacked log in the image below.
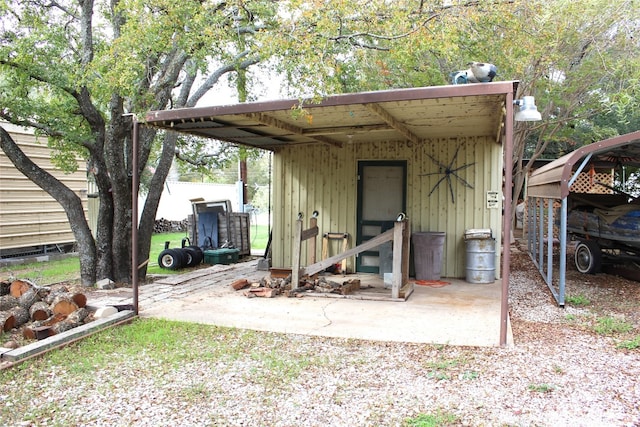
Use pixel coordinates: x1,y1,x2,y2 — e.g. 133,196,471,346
153,218,188,233
30,301,52,321
0,278,90,341
0,295,18,311
0,311,15,332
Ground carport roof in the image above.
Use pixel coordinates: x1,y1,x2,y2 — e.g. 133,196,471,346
144,81,519,151
528,130,640,199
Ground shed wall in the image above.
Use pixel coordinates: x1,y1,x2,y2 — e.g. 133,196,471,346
0,127,88,255
272,136,503,278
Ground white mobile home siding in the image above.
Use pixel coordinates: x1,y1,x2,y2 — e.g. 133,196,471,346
272,135,503,279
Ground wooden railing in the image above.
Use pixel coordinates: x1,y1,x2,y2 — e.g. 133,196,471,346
291,218,411,299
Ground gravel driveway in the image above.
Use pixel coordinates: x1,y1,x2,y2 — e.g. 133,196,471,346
1,241,639,426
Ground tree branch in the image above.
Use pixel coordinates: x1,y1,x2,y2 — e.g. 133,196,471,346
187,51,260,107
0,59,79,98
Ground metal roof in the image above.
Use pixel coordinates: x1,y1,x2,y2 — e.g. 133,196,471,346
528,130,640,199
144,81,519,151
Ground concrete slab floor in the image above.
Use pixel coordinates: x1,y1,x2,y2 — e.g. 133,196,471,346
135,264,513,347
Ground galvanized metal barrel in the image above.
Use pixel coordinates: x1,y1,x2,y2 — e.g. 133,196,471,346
412,231,446,281
465,238,496,284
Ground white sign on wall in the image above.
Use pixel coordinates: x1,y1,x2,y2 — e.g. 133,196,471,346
486,191,500,209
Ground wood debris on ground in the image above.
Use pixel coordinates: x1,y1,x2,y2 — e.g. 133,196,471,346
230,275,361,298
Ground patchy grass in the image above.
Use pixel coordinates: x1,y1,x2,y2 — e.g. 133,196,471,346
528,383,557,393
565,293,591,306
423,356,472,381
594,316,634,336
616,335,640,350
0,256,80,285
0,318,331,425
403,411,458,427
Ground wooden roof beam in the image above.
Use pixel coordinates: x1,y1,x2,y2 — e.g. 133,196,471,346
364,103,423,146
244,112,343,148
302,123,390,136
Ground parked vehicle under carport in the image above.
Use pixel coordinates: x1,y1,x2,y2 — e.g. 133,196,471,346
567,192,640,274
526,130,640,306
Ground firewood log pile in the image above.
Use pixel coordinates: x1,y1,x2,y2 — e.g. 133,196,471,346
153,218,188,233
0,279,91,343
230,276,361,298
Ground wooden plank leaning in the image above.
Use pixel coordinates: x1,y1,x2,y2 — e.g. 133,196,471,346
291,218,319,289
293,219,410,296
303,228,395,277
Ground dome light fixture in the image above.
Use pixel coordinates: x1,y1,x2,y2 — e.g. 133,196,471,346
514,96,542,122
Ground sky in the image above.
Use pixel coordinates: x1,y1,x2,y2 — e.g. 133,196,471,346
196,66,286,107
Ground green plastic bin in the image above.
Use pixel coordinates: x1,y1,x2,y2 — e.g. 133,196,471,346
204,248,239,265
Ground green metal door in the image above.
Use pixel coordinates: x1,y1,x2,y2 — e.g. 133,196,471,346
356,160,407,273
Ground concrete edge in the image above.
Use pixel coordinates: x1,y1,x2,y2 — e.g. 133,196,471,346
1,310,136,363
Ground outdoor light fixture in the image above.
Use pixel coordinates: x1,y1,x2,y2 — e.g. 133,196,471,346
514,96,542,122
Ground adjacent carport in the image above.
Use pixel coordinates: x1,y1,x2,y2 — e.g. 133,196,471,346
527,130,640,305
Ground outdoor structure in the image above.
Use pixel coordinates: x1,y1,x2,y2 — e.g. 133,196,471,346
143,81,525,345
0,121,89,258
527,130,640,305
152,181,239,221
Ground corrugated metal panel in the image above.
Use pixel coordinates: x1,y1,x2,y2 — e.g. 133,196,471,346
272,136,502,279
0,127,88,253
528,131,640,199
146,82,517,150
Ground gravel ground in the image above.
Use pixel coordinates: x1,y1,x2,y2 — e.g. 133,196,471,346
2,241,639,426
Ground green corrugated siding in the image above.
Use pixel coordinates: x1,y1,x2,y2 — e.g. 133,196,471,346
272,136,503,279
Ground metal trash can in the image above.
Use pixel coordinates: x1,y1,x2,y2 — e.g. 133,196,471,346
412,231,446,281
464,229,495,284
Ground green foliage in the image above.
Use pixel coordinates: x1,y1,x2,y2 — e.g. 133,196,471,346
528,383,557,393
423,356,468,381
565,294,591,306
594,316,634,336
461,370,479,380
616,335,640,350
403,410,458,427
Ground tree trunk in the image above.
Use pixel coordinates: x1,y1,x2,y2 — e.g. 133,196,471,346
0,280,10,295
138,130,177,280
44,287,69,305
104,108,134,283
91,151,116,282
